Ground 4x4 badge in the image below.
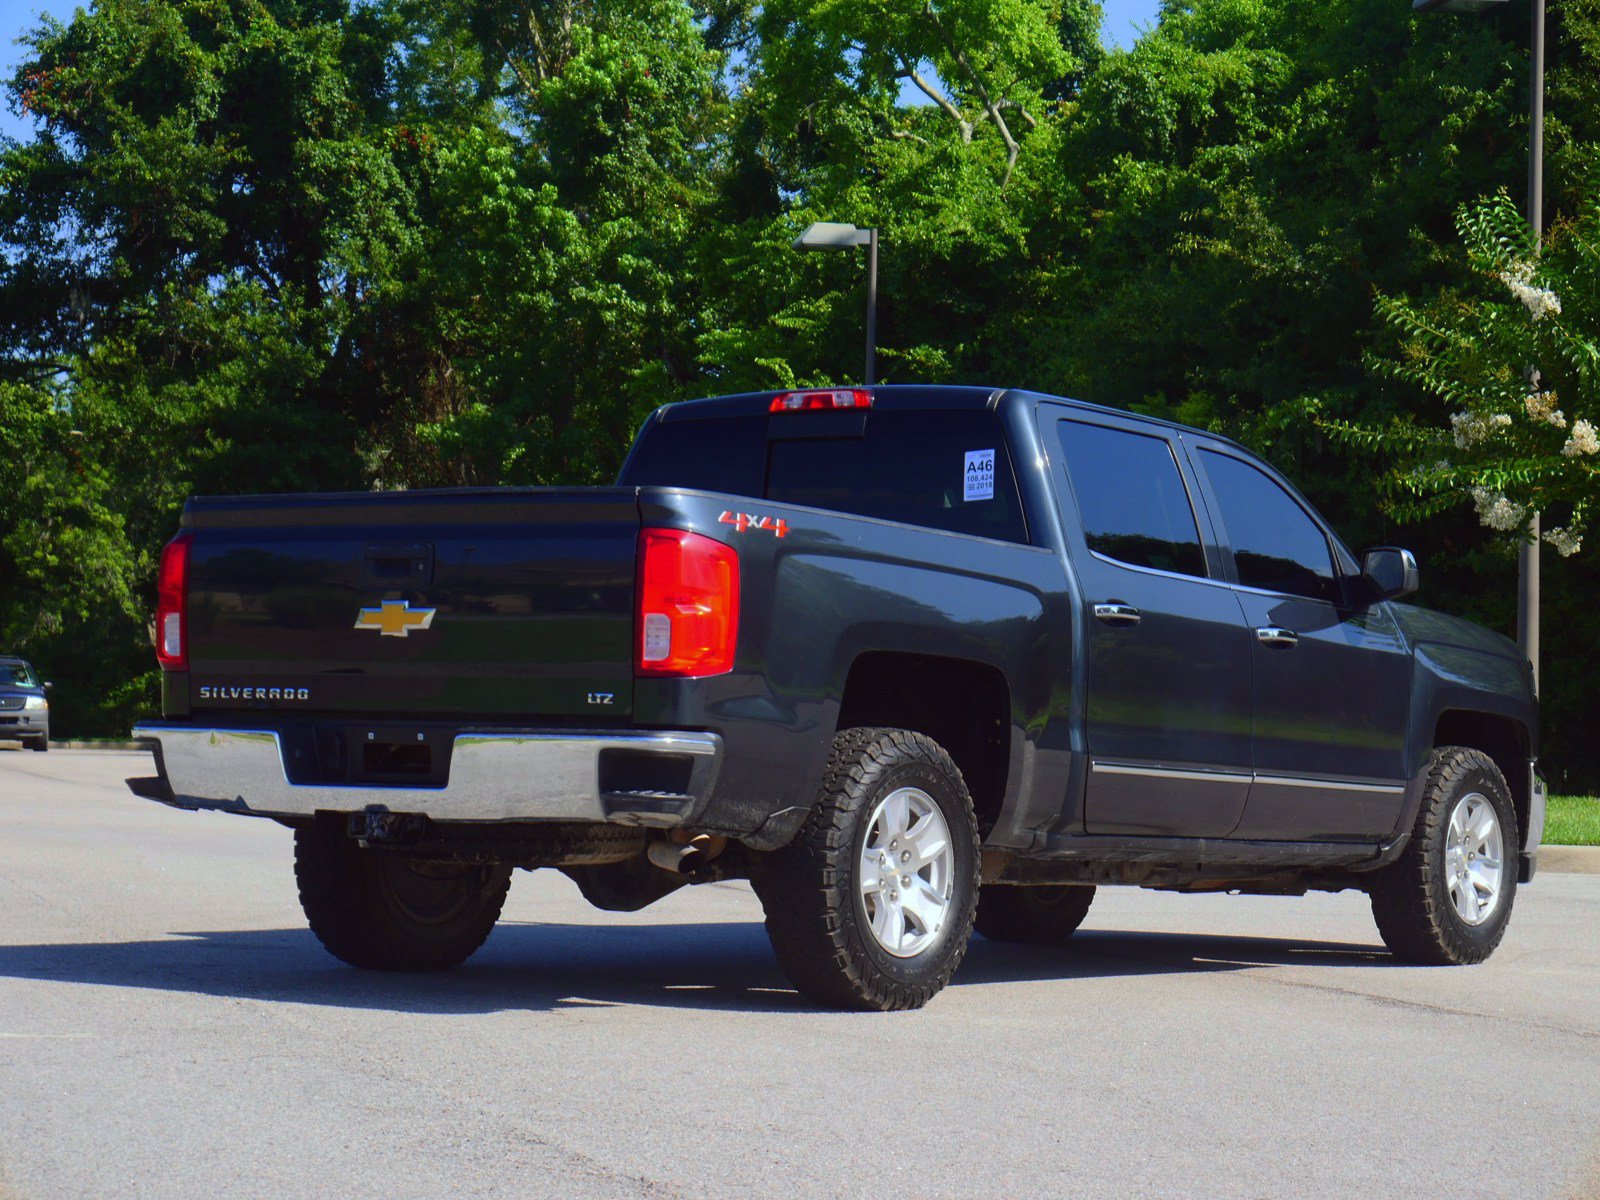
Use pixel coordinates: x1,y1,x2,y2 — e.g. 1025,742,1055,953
354,600,437,638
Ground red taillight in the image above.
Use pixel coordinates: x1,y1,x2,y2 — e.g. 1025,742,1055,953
769,389,873,412
636,529,740,677
155,532,193,671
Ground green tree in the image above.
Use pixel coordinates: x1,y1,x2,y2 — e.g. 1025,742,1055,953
1328,189,1600,556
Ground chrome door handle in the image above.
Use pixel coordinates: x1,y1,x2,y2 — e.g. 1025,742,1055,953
1256,626,1299,648
1093,603,1142,627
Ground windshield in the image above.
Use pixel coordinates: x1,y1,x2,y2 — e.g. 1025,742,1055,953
0,663,38,688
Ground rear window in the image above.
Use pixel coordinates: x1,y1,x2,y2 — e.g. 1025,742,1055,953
619,414,767,498
620,408,1028,544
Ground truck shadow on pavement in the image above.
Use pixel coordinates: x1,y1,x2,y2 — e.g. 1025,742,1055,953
0,922,1394,1015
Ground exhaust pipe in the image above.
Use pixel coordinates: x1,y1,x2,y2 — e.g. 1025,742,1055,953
647,834,722,874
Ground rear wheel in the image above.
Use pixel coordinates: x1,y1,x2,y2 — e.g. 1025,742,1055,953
753,727,980,1011
1370,746,1517,965
294,821,511,971
975,884,1096,944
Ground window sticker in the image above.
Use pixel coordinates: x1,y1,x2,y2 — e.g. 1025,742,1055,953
963,449,995,502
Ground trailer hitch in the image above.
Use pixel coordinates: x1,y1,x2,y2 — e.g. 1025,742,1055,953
349,809,428,846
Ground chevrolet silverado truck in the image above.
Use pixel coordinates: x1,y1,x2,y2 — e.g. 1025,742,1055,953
128,385,1546,1010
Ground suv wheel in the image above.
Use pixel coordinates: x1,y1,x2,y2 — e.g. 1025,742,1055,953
975,884,1096,944
753,727,980,1011
294,820,512,971
1370,746,1518,965
29,737,47,752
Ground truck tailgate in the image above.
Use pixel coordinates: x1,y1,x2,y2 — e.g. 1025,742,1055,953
182,489,640,719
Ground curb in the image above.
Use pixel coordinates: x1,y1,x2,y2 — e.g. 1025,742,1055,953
1540,845,1600,875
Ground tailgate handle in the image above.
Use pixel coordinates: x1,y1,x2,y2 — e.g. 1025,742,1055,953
362,542,434,589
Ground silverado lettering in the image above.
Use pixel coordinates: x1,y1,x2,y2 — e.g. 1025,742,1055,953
197,686,311,701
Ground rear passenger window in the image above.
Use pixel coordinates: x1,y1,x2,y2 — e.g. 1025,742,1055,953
765,410,1028,543
1199,449,1337,603
1057,421,1207,578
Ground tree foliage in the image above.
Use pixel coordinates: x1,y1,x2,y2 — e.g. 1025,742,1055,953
3,0,1600,781
1326,189,1600,554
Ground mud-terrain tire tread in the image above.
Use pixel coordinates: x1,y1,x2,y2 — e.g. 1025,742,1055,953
975,884,1096,944
1369,746,1518,966
294,822,511,971
752,727,980,1012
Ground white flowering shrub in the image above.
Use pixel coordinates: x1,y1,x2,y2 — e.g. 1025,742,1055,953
1324,189,1600,557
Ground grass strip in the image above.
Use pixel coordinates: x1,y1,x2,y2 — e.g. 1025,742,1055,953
1545,795,1600,846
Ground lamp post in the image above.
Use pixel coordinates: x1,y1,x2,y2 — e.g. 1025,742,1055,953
1414,0,1544,691
792,222,879,385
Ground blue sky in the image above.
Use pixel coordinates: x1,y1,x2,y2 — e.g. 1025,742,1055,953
1,0,1163,144
1102,0,1164,48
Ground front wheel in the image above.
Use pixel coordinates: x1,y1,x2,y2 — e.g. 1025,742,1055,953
1370,746,1518,965
753,727,980,1011
294,821,512,971
28,737,47,752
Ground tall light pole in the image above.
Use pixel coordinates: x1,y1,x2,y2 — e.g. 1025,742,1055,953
792,222,879,385
1414,0,1544,691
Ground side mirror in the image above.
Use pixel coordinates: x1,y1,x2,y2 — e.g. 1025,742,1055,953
1362,547,1419,601
43,682,53,692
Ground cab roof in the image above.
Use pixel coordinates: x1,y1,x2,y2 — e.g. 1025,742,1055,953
652,384,1252,454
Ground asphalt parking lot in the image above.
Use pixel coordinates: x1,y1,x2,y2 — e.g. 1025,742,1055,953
0,749,1596,1200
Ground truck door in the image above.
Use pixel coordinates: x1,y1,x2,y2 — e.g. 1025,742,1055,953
1050,413,1255,837
1188,445,1411,840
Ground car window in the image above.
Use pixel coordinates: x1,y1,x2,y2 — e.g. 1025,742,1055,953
1056,420,1207,578
1199,449,1338,603
621,408,1028,544
764,410,1028,544
618,414,768,498
0,663,37,687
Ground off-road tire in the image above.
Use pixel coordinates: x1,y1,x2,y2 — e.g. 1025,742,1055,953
975,884,1096,944
28,737,47,752
294,820,512,971
1370,746,1518,965
752,727,980,1011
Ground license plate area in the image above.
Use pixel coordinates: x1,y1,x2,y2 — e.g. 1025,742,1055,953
349,725,450,785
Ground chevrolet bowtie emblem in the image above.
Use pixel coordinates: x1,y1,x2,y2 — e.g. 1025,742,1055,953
354,600,437,638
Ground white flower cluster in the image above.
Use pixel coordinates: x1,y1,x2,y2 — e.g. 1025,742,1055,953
1561,419,1599,457
1451,411,1512,449
1499,262,1563,320
1524,391,1566,427
1469,487,1528,532
1543,526,1584,557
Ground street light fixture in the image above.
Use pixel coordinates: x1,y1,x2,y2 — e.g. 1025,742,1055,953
792,222,879,386
1414,0,1544,691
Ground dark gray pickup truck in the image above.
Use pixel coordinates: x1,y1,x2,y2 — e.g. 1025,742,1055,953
129,386,1545,1009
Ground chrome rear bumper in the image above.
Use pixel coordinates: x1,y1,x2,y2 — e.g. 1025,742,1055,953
130,723,722,827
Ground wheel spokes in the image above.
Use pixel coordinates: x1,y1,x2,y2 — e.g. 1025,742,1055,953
906,823,948,871
901,879,946,937
857,786,956,959
1466,800,1497,848
871,893,905,953
879,790,910,845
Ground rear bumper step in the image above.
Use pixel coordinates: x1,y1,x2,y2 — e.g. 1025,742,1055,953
131,723,722,827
